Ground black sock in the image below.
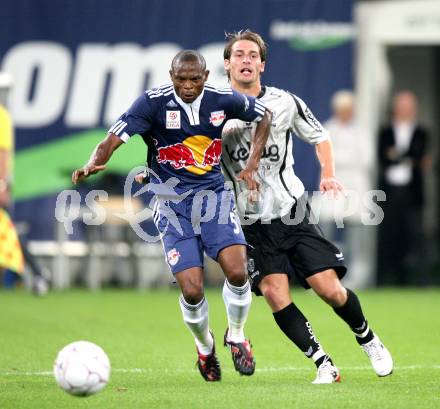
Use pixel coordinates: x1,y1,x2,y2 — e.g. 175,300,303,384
315,355,333,368
333,288,374,345
273,303,323,360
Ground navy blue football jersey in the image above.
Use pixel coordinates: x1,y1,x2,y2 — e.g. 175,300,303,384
109,83,266,194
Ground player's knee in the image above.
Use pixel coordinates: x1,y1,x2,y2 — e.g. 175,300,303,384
261,282,281,302
262,289,288,309
317,286,347,307
180,283,204,305
260,282,291,310
224,265,247,287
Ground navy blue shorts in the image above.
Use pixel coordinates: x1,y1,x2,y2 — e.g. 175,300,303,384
153,184,246,274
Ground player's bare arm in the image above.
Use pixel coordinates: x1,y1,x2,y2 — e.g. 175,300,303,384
237,108,272,192
315,138,344,197
72,133,123,184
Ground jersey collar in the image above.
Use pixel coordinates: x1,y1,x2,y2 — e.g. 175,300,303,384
257,85,266,99
173,88,205,110
173,88,205,126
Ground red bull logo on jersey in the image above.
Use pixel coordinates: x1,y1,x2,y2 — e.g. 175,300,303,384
157,135,222,175
209,110,226,127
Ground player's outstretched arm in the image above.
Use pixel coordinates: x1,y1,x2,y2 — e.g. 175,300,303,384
237,108,272,192
72,133,123,184
315,138,344,198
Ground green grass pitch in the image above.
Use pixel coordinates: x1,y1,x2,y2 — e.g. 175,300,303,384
1,288,439,409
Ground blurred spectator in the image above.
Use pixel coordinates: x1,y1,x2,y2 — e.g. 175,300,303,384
0,72,49,294
377,91,431,286
0,73,13,209
0,72,24,285
321,90,372,288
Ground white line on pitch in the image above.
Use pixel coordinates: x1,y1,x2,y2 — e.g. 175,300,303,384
1,365,439,376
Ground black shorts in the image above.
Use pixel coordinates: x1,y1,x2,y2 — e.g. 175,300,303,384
243,201,347,295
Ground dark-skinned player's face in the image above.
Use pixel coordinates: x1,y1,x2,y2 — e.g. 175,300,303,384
170,61,209,104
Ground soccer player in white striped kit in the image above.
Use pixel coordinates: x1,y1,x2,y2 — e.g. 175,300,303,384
221,30,393,383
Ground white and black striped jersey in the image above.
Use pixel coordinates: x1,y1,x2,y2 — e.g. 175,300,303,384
221,85,328,221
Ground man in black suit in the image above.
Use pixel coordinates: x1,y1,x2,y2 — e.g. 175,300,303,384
378,91,431,285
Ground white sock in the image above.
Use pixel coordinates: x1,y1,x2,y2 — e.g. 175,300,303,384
179,295,213,355
222,280,252,343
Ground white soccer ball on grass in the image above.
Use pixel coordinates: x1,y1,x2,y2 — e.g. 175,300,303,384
53,340,111,396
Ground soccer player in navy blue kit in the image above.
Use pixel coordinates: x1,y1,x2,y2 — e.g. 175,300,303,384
72,50,272,382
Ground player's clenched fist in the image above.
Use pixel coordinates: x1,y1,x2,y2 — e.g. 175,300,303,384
71,164,106,184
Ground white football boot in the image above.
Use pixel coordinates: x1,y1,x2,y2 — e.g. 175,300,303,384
312,357,341,384
361,334,393,376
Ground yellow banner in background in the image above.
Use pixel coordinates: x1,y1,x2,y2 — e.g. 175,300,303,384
0,208,24,274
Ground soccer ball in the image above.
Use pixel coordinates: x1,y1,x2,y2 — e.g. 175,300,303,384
53,340,111,396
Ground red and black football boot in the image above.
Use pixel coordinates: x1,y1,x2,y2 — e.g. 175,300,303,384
223,329,255,376
196,334,221,382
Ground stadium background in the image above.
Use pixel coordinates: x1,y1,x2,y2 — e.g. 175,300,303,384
0,0,439,288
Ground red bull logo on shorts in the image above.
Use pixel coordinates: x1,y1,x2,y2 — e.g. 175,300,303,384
167,248,180,266
157,135,222,175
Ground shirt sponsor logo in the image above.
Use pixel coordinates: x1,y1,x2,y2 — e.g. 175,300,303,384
225,142,280,163
209,110,226,127
166,111,181,129
157,135,222,174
